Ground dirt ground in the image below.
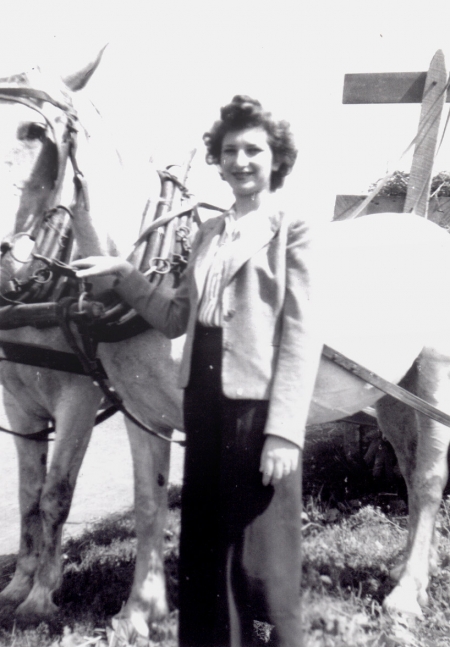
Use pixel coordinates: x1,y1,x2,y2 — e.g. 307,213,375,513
0,385,185,557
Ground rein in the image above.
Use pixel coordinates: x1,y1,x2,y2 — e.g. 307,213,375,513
0,403,121,443
57,298,185,445
322,345,450,428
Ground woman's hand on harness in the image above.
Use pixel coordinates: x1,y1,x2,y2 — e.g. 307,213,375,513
260,434,300,486
71,256,134,280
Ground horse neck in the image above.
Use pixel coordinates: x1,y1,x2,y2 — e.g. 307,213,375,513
70,195,113,257
68,98,149,292
68,187,126,295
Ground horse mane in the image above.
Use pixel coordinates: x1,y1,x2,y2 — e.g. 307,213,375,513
0,72,29,84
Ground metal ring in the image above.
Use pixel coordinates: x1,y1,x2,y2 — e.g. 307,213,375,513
32,268,53,284
8,233,35,264
78,291,89,313
148,257,171,274
176,225,191,239
44,205,74,220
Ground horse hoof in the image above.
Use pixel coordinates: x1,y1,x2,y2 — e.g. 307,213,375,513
429,550,439,576
114,603,153,639
0,602,19,629
389,562,405,582
0,581,32,608
0,593,21,610
417,588,429,607
383,585,423,618
15,598,60,626
111,615,149,643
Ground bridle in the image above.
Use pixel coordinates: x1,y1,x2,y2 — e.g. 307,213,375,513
0,83,85,304
0,82,190,445
0,80,226,446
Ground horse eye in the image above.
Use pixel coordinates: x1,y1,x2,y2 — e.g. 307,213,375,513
17,122,47,142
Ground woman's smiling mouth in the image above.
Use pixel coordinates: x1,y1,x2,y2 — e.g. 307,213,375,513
233,171,253,180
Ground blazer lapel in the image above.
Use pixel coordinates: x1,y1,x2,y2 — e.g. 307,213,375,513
223,208,281,285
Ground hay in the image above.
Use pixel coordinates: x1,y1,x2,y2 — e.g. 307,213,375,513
368,170,450,197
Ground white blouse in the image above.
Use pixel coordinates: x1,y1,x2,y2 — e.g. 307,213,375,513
197,209,240,327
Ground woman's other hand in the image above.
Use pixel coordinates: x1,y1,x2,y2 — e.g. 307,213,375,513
260,434,300,486
71,256,134,280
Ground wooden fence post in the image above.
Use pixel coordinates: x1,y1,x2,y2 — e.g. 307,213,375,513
337,50,449,220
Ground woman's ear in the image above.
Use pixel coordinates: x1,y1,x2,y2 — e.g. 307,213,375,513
271,156,281,172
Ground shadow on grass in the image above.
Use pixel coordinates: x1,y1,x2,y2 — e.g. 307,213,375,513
55,484,181,626
301,501,408,610
2,433,450,645
303,422,408,505
0,557,16,594
0,485,182,634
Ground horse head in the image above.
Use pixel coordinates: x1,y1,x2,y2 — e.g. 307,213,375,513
0,48,131,301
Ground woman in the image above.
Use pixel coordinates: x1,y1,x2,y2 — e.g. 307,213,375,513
73,95,322,647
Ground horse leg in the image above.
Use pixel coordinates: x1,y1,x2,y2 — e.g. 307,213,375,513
0,398,49,607
376,353,450,617
116,421,171,637
15,384,100,621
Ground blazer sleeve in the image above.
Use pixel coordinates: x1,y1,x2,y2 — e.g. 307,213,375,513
264,217,323,448
113,266,191,339
112,225,208,339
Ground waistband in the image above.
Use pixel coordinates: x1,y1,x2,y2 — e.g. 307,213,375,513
194,322,222,337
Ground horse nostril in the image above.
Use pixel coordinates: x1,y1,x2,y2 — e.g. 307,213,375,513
0,240,12,256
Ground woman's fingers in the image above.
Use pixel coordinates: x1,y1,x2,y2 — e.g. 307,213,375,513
261,456,274,486
260,435,300,486
260,454,288,486
71,256,105,277
71,257,97,268
70,256,131,278
272,458,285,483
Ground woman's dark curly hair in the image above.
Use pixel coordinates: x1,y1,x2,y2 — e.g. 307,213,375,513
203,95,297,191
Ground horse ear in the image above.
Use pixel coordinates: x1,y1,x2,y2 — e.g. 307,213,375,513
62,44,107,92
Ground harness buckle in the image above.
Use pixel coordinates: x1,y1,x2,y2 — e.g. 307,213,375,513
32,254,78,279
144,257,172,277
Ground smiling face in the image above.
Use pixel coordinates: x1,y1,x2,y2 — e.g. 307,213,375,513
220,126,278,199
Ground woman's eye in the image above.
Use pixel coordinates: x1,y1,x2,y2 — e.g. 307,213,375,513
17,123,47,142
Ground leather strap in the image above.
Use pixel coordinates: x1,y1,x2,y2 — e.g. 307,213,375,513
322,344,450,427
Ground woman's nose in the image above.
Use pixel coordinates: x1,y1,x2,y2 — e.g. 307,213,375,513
235,149,249,167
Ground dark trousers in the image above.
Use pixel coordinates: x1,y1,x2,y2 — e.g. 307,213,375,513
178,325,303,647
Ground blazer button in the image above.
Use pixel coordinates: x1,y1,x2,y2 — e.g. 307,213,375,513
223,309,235,322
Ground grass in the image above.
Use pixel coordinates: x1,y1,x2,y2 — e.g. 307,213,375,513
0,492,182,647
1,423,450,646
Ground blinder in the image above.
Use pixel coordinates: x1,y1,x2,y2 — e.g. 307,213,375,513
0,83,79,303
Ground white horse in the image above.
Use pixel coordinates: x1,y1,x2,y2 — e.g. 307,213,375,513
0,55,183,635
1,53,450,633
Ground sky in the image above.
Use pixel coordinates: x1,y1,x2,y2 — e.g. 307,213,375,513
2,0,450,218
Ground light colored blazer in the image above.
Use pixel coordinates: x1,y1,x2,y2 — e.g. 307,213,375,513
115,206,322,447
